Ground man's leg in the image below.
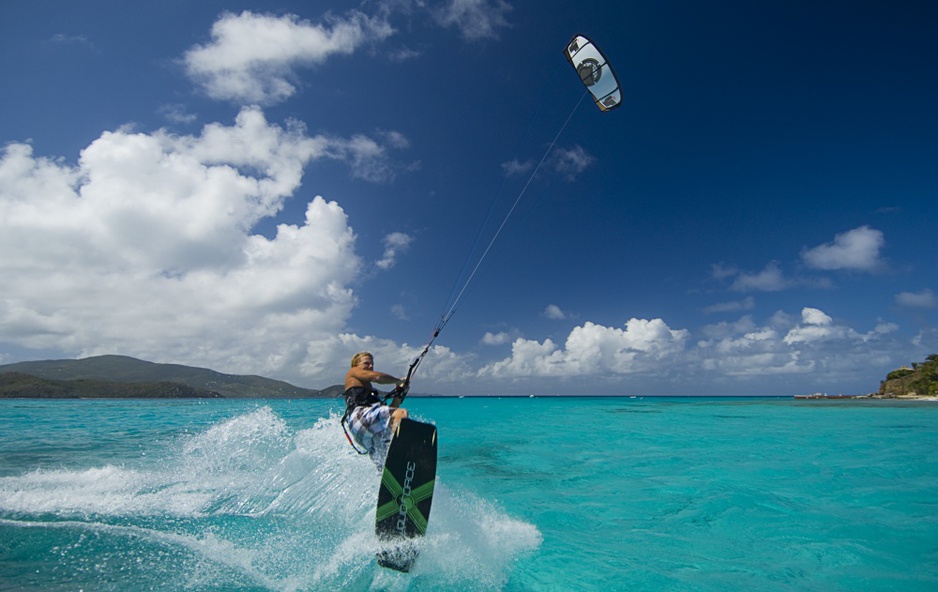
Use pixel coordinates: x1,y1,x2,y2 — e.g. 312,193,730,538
390,407,408,432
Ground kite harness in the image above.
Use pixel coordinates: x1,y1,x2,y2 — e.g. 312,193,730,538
340,326,443,454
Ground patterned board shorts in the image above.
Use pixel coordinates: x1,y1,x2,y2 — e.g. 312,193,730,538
347,402,393,455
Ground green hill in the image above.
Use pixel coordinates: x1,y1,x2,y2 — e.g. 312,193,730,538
0,372,222,399
0,355,332,398
879,354,938,398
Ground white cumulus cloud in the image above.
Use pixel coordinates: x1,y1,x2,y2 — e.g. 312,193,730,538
704,296,756,314
481,331,511,345
501,158,534,176
0,108,418,385
550,144,595,181
730,262,789,292
543,304,567,320
695,306,904,384
479,318,690,379
433,0,512,40
183,10,394,105
896,289,937,309
376,231,413,269
783,307,861,345
801,225,885,272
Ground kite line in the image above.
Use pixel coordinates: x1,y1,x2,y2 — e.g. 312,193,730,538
397,34,621,394
398,91,590,392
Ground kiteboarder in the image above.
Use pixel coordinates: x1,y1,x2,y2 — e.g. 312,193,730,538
342,351,408,458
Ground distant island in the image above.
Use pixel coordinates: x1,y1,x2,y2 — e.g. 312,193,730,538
0,355,343,399
795,354,938,400
0,372,224,399
4,353,936,400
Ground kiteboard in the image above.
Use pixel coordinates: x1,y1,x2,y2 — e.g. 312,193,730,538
375,417,438,572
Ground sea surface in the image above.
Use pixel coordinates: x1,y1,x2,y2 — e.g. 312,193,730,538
1,396,936,591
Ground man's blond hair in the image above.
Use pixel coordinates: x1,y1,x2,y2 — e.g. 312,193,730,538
350,351,373,368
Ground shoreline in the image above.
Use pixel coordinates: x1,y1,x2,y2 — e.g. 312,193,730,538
794,393,938,401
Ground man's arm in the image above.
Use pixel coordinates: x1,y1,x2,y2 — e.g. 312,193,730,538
347,367,401,385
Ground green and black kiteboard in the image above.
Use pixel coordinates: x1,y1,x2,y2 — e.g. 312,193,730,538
375,417,438,572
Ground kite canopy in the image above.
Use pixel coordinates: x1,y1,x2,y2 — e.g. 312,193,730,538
563,34,622,112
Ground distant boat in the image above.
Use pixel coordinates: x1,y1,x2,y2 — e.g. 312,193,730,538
794,393,865,400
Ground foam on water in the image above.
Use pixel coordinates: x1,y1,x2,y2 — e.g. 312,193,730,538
0,406,541,591
6,397,936,590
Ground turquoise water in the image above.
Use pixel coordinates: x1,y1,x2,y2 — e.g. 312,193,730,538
1,397,937,591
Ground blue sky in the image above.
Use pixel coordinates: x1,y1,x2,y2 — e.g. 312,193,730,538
1,0,936,395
